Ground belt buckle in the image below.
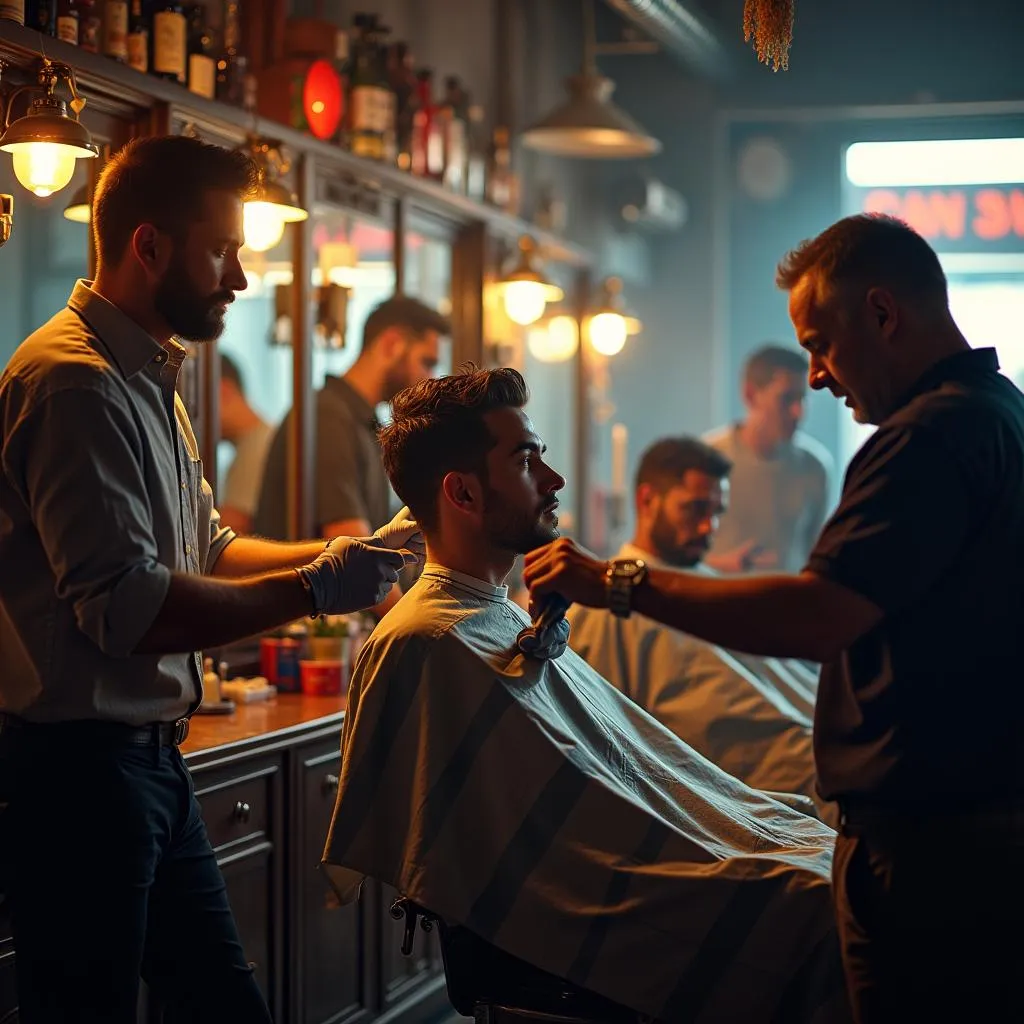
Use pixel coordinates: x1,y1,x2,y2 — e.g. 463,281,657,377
173,718,190,745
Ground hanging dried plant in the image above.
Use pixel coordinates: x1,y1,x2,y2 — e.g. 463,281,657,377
743,0,795,72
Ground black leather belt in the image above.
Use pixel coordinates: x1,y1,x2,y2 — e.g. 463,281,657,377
0,715,190,747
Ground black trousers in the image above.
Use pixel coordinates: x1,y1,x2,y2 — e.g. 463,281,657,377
833,821,1024,1024
0,724,273,1024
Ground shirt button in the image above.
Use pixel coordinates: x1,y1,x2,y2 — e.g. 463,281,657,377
154,352,167,364
185,544,192,555
181,480,187,489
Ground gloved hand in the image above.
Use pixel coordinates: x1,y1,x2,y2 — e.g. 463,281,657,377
296,539,418,616
363,506,426,561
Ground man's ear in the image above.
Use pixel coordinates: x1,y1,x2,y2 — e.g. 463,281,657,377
865,287,899,341
635,482,657,518
129,223,171,279
742,378,758,408
440,470,482,516
376,326,410,365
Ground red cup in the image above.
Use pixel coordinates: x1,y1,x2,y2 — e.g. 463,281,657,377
299,659,346,696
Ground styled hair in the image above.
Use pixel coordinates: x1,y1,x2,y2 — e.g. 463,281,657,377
743,344,808,389
219,352,244,393
775,213,948,307
92,135,258,266
379,366,529,531
362,294,451,352
635,437,732,495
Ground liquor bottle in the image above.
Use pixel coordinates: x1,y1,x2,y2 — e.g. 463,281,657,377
349,14,385,160
375,25,396,164
465,104,487,201
487,125,519,215
441,75,467,193
77,0,101,50
390,41,417,172
332,26,351,148
152,1,187,84
126,0,148,72
411,68,443,179
0,0,25,25
186,4,215,99
55,0,78,43
26,0,57,34
215,0,246,105
102,0,129,62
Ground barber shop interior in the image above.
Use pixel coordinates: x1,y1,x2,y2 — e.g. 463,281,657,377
1,0,1022,1021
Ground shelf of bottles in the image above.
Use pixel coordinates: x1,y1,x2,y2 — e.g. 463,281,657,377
2,0,523,220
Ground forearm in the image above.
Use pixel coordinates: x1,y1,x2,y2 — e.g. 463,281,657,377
136,570,310,654
632,569,838,661
211,535,326,577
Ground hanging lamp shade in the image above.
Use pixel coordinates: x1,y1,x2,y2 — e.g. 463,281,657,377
521,73,660,159
63,183,90,223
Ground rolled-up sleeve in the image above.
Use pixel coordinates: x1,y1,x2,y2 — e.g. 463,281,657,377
205,489,237,571
2,380,171,656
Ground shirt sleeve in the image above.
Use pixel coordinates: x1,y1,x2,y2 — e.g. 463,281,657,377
206,487,237,570
315,408,369,531
805,423,975,615
2,380,171,657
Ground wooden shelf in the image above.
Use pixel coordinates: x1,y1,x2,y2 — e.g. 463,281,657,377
0,20,592,267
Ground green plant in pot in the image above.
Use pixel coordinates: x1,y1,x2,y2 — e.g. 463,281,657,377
309,614,351,663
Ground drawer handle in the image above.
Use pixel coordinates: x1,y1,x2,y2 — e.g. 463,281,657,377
233,800,252,823
323,773,340,794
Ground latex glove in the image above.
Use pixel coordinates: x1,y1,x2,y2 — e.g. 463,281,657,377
296,539,418,616
368,506,425,561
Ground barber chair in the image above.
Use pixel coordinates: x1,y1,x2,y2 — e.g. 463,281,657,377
390,898,651,1024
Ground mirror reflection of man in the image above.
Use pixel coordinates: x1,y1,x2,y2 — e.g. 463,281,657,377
255,295,448,612
704,345,833,573
567,437,829,822
218,353,274,534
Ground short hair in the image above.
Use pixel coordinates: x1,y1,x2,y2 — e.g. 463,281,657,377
775,213,948,307
92,135,258,266
220,352,244,393
379,366,529,531
744,344,808,389
635,437,732,495
362,295,451,352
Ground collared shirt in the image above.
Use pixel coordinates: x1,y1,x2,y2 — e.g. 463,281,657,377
0,280,235,725
255,374,392,539
807,347,1024,807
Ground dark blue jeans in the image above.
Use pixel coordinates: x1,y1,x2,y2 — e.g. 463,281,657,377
0,724,272,1024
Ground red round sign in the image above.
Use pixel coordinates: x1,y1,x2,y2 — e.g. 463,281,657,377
303,59,343,141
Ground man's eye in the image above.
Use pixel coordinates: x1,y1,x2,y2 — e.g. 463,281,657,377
214,249,227,258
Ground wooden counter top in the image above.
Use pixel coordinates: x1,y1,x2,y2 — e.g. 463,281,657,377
181,693,346,758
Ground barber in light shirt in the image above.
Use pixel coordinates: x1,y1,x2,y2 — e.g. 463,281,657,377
0,136,420,1024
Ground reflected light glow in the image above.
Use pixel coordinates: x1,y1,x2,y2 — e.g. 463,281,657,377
588,312,628,356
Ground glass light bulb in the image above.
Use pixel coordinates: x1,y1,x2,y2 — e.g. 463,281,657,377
503,280,548,326
11,142,79,198
528,315,579,363
588,312,628,356
243,201,287,252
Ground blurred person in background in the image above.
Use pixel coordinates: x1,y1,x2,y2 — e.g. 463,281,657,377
704,344,833,573
218,352,274,534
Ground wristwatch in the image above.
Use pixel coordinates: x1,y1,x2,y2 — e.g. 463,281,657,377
605,558,648,619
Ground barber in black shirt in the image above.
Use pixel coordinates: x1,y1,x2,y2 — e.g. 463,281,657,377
524,213,1024,1023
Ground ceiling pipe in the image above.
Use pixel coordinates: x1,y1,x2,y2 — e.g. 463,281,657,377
602,0,735,82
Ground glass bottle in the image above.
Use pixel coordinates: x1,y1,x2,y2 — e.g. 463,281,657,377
151,0,187,84
55,0,78,44
126,0,148,72
215,0,246,106
102,0,129,62
186,3,215,99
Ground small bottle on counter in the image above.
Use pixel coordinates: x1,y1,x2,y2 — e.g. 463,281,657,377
202,656,222,704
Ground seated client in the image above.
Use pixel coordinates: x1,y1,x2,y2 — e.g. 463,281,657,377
322,368,849,1024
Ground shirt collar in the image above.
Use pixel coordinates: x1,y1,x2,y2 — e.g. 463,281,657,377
67,279,183,380
324,374,380,430
421,563,509,603
897,347,1000,407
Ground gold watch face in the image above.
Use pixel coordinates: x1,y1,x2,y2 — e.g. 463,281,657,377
611,558,645,582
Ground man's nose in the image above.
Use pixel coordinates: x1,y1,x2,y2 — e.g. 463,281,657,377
545,464,566,493
808,362,830,391
225,252,248,293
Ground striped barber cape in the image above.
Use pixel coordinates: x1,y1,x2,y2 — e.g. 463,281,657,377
323,565,850,1023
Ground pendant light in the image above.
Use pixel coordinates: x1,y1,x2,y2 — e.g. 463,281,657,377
498,235,564,326
63,183,90,223
242,135,308,253
521,0,660,160
587,277,642,357
0,58,98,198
